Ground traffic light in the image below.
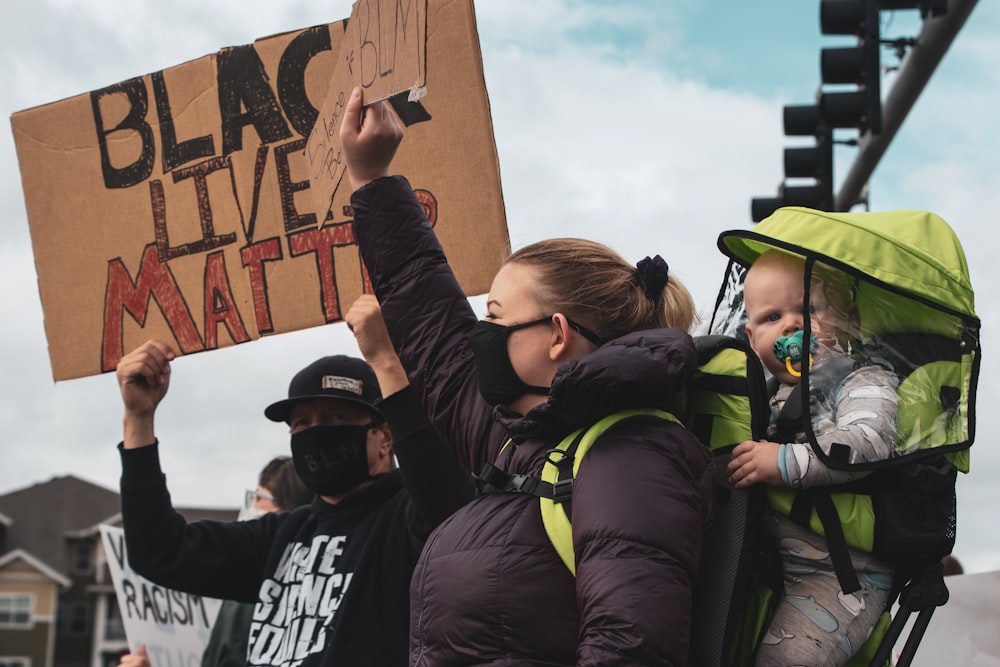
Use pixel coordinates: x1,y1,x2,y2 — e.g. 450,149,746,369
748,0,950,221
750,105,834,222
818,0,881,133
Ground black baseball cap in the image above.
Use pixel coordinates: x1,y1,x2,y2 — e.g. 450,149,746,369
264,355,382,423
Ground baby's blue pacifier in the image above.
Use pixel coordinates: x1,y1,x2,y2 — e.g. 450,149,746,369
773,330,818,377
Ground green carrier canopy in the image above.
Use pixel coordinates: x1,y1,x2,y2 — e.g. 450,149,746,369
714,206,979,471
713,207,981,667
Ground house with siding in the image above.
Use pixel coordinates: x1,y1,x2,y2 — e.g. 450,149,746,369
0,476,235,667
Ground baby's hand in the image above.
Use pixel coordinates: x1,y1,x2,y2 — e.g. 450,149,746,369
726,439,783,488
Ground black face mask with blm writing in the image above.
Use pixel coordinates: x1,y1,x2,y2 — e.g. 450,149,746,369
290,424,374,497
467,318,552,406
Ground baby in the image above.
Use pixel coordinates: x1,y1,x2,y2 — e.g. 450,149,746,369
727,250,899,667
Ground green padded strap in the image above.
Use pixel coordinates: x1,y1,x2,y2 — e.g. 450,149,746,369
539,408,681,575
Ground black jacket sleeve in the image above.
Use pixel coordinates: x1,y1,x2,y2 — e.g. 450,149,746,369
352,176,502,476
118,442,283,603
377,386,476,540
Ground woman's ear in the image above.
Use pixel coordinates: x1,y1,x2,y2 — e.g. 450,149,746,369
549,313,595,361
547,314,572,362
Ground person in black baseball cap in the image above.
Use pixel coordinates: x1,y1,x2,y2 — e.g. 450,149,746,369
114,294,475,667
264,354,393,502
264,355,382,423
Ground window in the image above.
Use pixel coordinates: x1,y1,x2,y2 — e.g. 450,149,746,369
70,541,92,574
67,603,88,635
56,602,88,636
0,595,31,627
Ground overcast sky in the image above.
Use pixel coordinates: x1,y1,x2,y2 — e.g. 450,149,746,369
3,0,998,574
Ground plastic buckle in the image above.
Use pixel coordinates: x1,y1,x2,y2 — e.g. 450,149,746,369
476,462,510,490
508,474,539,495
551,479,574,504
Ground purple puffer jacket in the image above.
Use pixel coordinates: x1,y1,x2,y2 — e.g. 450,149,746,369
353,176,715,667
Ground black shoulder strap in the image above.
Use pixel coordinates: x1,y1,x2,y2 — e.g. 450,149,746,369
778,354,866,595
772,381,803,443
790,490,861,594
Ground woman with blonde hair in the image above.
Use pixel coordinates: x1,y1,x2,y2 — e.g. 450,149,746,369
342,89,713,666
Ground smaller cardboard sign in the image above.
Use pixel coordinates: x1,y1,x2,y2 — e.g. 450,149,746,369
306,0,427,224
100,525,223,667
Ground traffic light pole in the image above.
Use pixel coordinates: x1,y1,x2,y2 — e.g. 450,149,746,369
834,0,979,211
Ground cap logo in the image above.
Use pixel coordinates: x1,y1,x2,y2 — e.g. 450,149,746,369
321,375,363,395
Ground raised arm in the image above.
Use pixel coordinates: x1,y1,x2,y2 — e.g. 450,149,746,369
115,341,279,601
116,339,174,448
343,294,408,396
344,295,475,534
342,87,501,474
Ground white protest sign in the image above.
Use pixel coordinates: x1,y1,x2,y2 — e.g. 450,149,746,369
100,525,223,667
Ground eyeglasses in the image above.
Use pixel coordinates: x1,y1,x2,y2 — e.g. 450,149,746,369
244,489,275,509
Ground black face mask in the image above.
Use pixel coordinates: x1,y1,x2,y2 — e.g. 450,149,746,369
467,317,554,406
290,424,374,497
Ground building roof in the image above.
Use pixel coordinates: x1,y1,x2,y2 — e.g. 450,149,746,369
0,475,236,577
0,548,72,587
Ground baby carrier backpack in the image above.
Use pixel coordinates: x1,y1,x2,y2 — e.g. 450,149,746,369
477,208,978,667
713,207,981,667
477,334,777,667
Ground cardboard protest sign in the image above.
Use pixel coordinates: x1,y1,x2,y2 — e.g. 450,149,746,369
12,0,507,381
99,525,222,666
306,0,427,223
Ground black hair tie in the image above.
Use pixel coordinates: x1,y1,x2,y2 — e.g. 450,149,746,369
635,255,669,301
